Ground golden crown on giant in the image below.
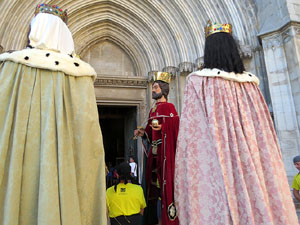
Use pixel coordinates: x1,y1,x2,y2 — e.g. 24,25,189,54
205,20,232,38
35,3,68,24
152,72,172,83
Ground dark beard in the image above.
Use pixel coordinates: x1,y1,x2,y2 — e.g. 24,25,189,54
152,92,163,100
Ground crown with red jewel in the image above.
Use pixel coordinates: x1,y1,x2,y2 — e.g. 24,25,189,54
205,20,232,38
35,3,68,24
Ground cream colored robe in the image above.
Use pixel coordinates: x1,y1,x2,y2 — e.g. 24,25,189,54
0,49,106,225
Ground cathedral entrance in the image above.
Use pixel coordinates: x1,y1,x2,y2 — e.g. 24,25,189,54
97,105,137,167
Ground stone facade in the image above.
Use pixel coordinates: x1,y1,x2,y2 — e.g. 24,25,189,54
0,0,299,183
260,24,300,181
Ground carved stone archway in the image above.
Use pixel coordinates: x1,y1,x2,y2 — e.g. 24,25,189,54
2,0,300,183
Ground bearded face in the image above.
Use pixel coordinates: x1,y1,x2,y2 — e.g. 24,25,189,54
152,81,169,101
152,82,163,100
152,91,163,100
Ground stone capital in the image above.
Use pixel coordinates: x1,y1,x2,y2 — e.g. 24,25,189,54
162,66,178,75
282,27,295,43
178,62,195,73
295,27,300,39
148,70,158,82
260,22,300,49
261,33,283,50
239,44,252,58
195,57,204,70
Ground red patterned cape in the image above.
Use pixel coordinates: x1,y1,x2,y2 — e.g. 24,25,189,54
143,102,179,225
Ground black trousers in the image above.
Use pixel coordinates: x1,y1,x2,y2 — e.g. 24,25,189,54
110,214,142,225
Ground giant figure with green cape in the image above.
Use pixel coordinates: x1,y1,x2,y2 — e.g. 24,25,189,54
0,4,106,225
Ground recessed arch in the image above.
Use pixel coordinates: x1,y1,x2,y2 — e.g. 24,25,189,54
0,0,259,71
82,40,137,77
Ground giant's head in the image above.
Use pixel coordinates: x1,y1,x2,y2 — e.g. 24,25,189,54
152,80,169,100
203,20,245,74
28,3,74,55
151,72,171,101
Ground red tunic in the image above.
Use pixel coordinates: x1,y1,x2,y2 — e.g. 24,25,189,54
143,102,179,225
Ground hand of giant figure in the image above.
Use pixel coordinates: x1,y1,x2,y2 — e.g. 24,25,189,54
141,73,179,225
0,4,106,225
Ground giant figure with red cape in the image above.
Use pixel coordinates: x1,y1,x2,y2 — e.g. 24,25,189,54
134,72,179,225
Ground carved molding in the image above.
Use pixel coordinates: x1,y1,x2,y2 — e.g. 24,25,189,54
262,33,283,50
261,23,300,49
94,76,148,88
195,57,204,70
148,70,158,82
162,66,178,74
178,62,195,73
295,27,300,39
239,44,252,58
282,27,294,43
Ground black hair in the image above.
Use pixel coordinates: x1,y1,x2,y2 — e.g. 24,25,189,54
26,25,33,49
154,80,169,100
204,32,245,74
114,162,132,192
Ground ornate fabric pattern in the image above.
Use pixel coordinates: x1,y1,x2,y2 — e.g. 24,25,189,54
0,61,106,225
175,74,298,225
144,102,179,225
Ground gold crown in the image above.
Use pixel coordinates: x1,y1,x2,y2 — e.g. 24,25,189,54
205,20,232,38
152,72,172,83
35,4,68,24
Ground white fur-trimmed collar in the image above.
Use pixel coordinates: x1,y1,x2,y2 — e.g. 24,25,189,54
189,68,259,85
0,48,96,79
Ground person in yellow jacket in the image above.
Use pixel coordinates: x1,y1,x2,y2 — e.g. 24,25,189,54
107,162,146,225
292,155,300,201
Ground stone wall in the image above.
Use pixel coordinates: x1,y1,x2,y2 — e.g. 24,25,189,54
260,23,300,179
0,0,299,182
82,40,136,77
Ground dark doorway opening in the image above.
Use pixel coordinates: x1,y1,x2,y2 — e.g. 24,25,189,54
97,105,137,168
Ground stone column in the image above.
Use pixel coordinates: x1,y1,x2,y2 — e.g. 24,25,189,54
260,23,300,179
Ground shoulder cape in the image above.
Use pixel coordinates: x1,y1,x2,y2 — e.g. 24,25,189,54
189,68,259,85
0,48,96,79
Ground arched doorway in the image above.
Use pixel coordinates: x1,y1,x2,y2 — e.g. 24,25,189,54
98,105,137,166
82,40,148,182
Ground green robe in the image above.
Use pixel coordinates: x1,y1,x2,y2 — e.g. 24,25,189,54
0,48,106,225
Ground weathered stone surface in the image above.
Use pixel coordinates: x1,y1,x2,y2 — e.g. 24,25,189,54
82,41,136,77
